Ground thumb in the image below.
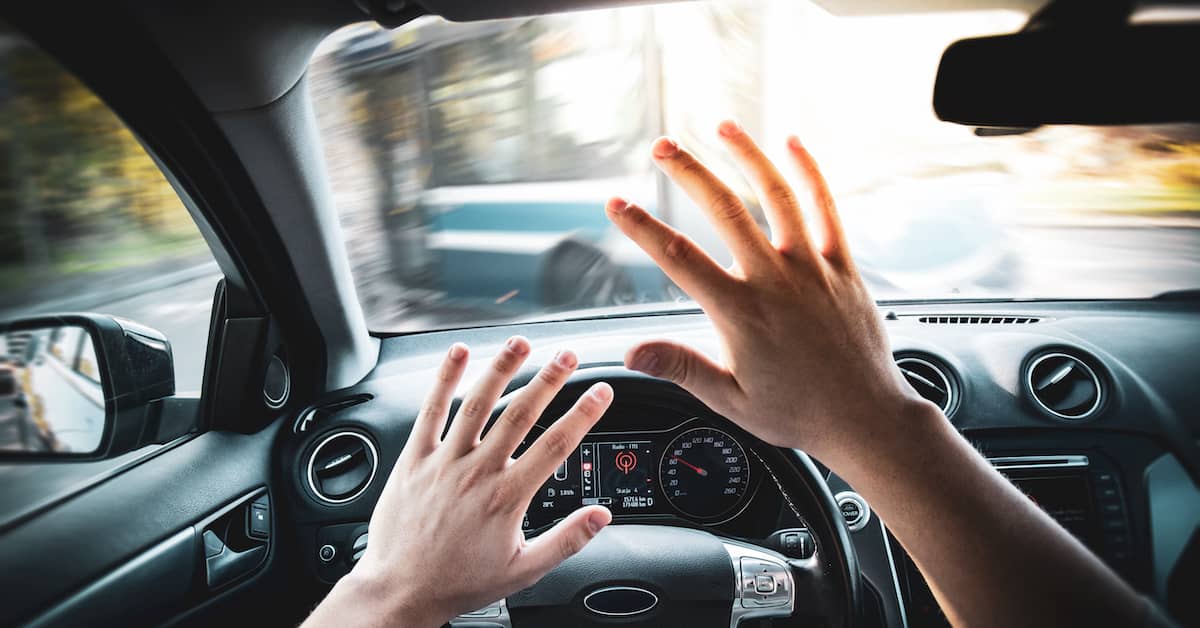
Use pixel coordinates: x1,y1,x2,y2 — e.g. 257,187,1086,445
625,340,739,400
519,506,611,579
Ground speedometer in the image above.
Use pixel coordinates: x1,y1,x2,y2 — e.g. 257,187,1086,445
659,427,749,519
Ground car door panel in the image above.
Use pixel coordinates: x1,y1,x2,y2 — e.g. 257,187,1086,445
0,444,178,534
26,527,197,628
0,422,279,626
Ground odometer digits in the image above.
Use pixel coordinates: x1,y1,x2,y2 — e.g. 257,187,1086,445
659,427,749,519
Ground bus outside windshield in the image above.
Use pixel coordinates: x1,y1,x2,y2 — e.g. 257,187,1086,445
309,0,1200,332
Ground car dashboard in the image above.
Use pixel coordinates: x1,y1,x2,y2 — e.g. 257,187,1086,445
277,298,1200,627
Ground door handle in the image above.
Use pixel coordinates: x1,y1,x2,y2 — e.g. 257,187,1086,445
197,489,271,590
203,531,267,589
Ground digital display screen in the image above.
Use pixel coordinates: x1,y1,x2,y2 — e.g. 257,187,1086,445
521,425,756,533
524,438,660,531
1010,474,1096,543
580,440,658,510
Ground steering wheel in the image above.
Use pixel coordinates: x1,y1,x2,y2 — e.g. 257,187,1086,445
454,369,863,628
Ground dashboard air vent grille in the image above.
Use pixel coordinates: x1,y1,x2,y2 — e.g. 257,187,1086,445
307,431,378,504
1025,352,1104,420
895,355,959,417
917,315,1041,324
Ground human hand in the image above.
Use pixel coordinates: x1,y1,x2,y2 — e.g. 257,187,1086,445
606,121,933,466
308,338,613,628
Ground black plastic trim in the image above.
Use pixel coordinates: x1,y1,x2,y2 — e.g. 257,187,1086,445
25,528,198,628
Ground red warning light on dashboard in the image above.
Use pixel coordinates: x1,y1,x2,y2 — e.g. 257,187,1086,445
615,450,638,474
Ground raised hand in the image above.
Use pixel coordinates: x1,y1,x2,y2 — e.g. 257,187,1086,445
606,121,929,466
306,338,613,628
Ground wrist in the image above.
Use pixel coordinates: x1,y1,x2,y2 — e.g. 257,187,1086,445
818,394,951,482
311,564,445,628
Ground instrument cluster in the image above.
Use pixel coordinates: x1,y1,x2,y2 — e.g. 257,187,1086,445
521,417,760,532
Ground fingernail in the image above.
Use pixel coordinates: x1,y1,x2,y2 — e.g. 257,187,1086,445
506,336,529,354
606,197,629,216
448,343,467,360
555,350,577,368
587,509,610,534
590,382,613,402
718,119,742,137
652,136,679,158
630,350,661,376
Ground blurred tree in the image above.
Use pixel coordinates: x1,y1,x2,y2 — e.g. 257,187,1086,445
1,24,196,294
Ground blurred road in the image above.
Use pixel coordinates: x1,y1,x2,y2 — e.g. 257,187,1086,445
15,225,1198,397
1013,225,1200,298
27,357,105,452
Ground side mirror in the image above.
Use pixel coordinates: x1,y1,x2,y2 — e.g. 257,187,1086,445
0,314,193,459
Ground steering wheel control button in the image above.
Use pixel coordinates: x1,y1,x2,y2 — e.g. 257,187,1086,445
459,603,502,618
835,491,871,532
720,540,796,624
318,544,337,563
754,574,777,594
724,541,795,625
772,528,815,558
739,558,790,607
450,599,510,627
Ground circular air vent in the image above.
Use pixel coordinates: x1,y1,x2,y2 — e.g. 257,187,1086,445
896,355,959,417
306,431,378,504
1025,352,1104,421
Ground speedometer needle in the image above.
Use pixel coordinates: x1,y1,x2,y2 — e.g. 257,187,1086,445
671,455,708,477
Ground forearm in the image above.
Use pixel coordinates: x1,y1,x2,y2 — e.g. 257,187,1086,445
825,398,1144,628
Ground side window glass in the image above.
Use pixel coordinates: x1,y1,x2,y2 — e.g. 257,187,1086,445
0,18,217,399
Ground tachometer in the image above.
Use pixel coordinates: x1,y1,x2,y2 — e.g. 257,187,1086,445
659,427,749,519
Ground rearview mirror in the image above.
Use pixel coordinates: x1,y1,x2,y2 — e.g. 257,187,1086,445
0,314,188,459
933,23,1200,128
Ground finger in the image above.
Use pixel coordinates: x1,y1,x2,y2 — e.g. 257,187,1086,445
408,343,469,456
511,382,613,486
445,336,531,456
716,120,813,257
605,198,733,307
480,349,580,462
625,340,741,411
516,505,611,582
787,136,850,264
650,136,773,270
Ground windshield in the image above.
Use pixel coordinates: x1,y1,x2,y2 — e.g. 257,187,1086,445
310,0,1200,332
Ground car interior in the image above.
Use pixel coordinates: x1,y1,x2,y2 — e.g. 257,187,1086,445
1,0,1198,627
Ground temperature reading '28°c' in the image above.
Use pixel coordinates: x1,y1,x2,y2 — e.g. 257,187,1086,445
659,427,750,519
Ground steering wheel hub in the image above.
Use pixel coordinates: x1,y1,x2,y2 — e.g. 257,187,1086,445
450,525,799,627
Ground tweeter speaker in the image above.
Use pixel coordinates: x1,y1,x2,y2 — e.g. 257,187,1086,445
263,354,290,409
